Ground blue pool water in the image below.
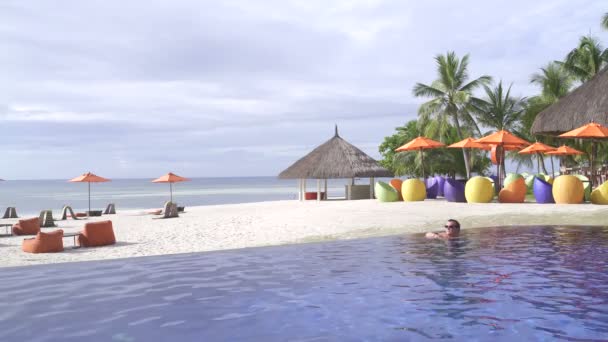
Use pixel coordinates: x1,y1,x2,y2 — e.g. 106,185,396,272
1,225,607,341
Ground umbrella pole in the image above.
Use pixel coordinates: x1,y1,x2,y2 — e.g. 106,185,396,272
88,182,91,215
550,156,555,177
591,142,596,189
170,183,173,203
420,149,425,179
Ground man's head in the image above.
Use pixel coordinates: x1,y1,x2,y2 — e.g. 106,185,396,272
444,219,461,236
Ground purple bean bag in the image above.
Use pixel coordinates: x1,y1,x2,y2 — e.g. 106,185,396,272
425,178,438,199
434,176,446,197
444,178,466,202
533,177,554,203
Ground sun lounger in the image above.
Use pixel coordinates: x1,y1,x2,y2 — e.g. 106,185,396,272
103,203,116,215
39,210,57,227
22,230,64,253
12,217,41,236
2,207,18,219
60,205,81,220
154,201,179,219
77,220,116,247
87,210,103,217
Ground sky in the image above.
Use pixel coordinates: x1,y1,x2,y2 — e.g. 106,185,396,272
0,0,606,179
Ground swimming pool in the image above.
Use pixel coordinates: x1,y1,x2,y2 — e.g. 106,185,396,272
1,225,607,341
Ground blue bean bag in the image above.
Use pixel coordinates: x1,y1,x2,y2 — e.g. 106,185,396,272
425,177,438,199
435,176,445,197
533,177,554,203
444,178,466,203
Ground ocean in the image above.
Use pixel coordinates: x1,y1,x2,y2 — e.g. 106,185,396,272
0,177,379,217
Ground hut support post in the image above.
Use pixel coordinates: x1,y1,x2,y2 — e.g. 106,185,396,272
550,156,555,177
303,179,307,200
370,177,375,199
324,179,327,200
316,179,321,202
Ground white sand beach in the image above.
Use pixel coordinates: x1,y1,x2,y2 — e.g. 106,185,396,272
1,199,607,268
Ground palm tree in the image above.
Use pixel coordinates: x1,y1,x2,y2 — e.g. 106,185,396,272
530,62,573,102
602,12,608,30
561,36,608,82
521,63,573,175
471,81,527,177
413,51,492,178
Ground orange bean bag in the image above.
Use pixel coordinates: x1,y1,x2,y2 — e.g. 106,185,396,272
12,217,41,236
78,220,116,247
389,179,403,200
498,178,527,203
22,229,64,253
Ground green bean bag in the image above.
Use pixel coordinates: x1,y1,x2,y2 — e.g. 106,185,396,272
401,179,426,202
375,181,399,202
504,173,523,188
591,181,608,205
465,176,494,203
552,175,584,204
574,174,591,202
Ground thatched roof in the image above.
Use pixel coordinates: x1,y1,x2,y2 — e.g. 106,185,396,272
531,67,608,135
278,126,392,179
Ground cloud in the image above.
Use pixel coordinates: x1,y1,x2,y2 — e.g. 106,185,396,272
0,0,606,178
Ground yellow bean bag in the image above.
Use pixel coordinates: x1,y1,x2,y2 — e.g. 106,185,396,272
389,179,403,201
401,179,426,202
498,177,526,203
552,175,584,204
465,176,494,203
591,181,608,205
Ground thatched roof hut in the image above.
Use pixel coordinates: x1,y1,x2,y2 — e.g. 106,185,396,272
279,126,392,179
531,67,608,135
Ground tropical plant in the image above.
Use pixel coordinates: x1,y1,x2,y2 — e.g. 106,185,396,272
412,51,492,178
560,36,608,82
602,12,608,30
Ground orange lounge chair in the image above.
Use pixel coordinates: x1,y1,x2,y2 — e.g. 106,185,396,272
22,229,64,253
12,217,41,236
78,220,116,247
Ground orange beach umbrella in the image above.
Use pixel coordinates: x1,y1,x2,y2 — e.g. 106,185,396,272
395,136,445,179
69,172,110,214
518,142,556,175
545,145,585,156
152,172,190,202
447,137,490,150
475,130,530,189
559,122,608,187
546,145,585,176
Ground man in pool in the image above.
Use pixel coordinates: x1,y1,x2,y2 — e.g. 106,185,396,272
426,219,460,239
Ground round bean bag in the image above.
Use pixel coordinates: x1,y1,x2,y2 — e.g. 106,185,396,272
389,179,403,201
425,178,438,199
444,178,466,202
533,177,554,203
401,179,426,202
590,181,608,205
435,176,446,197
574,175,591,202
498,177,526,203
375,181,399,202
552,175,584,204
465,176,494,203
